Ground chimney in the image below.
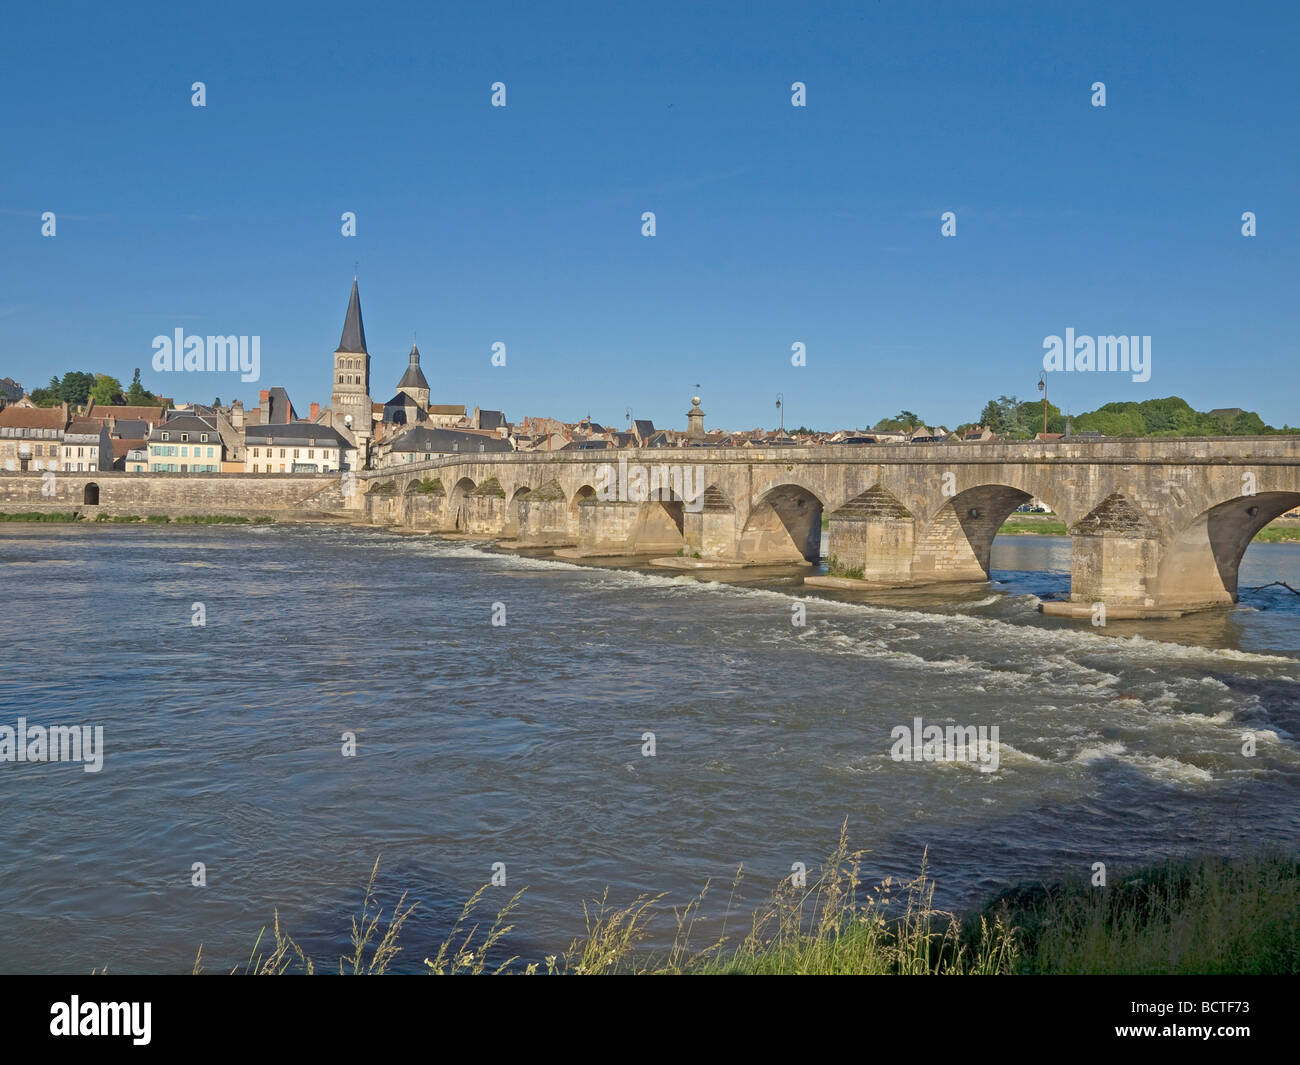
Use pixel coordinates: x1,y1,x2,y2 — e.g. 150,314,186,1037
310,401,320,421
230,400,244,429
259,389,269,412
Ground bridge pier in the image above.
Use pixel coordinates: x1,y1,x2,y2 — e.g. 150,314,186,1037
513,490,575,546
463,479,508,535
821,487,916,582
556,499,641,557
681,487,737,560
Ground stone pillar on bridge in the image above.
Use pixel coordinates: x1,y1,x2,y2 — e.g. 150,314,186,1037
565,499,641,556
513,481,574,546
825,486,916,582
681,486,736,559
1061,493,1163,615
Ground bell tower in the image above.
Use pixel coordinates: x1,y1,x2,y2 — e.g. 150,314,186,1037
331,277,372,462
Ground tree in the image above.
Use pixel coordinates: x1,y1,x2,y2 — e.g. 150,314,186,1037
979,399,1006,433
89,374,124,406
125,368,155,405
872,410,925,432
57,371,96,406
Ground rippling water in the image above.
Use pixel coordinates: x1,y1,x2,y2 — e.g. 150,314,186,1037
1,524,1297,973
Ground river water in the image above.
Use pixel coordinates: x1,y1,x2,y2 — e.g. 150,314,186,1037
0,524,1297,972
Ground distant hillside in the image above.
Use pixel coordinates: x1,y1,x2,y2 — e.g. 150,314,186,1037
970,395,1295,439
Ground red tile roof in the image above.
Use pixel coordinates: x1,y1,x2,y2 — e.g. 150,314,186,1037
0,405,67,430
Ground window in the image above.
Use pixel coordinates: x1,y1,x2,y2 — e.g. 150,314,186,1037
279,449,285,458
293,449,300,459
200,433,208,442
207,448,214,458
180,433,188,442
252,464,258,473
180,446,188,457
252,448,259,458
161,432,169,441
308,449,314,459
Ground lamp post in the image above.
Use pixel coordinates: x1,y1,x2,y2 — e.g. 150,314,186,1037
776,393,784,434
1037,373,1048,437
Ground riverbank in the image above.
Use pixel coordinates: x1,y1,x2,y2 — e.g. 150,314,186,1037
207,844,1299,975
996,513,1300,542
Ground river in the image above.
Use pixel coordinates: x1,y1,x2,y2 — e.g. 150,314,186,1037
0,523,1296,972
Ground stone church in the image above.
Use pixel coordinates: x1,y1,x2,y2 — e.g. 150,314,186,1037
329,278,445,466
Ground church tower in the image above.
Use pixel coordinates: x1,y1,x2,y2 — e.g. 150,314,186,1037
331,278,373,460
396,343,430,410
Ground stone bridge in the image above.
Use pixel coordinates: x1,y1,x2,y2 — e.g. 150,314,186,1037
355,438,1300,617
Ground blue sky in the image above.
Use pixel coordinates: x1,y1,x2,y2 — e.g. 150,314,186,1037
2,1,1296,431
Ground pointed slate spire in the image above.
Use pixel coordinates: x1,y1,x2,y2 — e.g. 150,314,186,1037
397,343,429,390
335,278,368,354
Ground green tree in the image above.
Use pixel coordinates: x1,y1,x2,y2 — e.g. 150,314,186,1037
89,374,124,406
56,370,96,406
873,410,925,432
125,368,155,404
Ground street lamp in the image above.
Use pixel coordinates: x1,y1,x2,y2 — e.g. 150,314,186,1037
1037,373,1048,437
776,393,784,434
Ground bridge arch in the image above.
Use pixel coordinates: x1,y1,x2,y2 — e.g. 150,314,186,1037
503,485,532,538
447,476,477,532
1151,490,1300,610
914,483,1066,584
738,482,824,563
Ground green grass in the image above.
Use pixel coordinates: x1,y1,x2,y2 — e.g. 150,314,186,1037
825,555,865,580
1253,525,1300,543
997,519,1069,535
986,852,1300,974
0,511,81,521
181,831,1299,975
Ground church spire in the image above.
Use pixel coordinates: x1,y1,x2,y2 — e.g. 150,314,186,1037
335,278,368,354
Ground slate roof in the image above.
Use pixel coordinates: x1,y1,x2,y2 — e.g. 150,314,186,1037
149,413,220,441
107,418,151,438
335,278,368,354
244,422,349,447
388,426,512,454
397,344,429,390
264,387,297,424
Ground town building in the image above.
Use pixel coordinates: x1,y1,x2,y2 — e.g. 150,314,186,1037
375,425,512,467
147,412,224,472
244,422,352,473
60,419,114,472
0,401,68,471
